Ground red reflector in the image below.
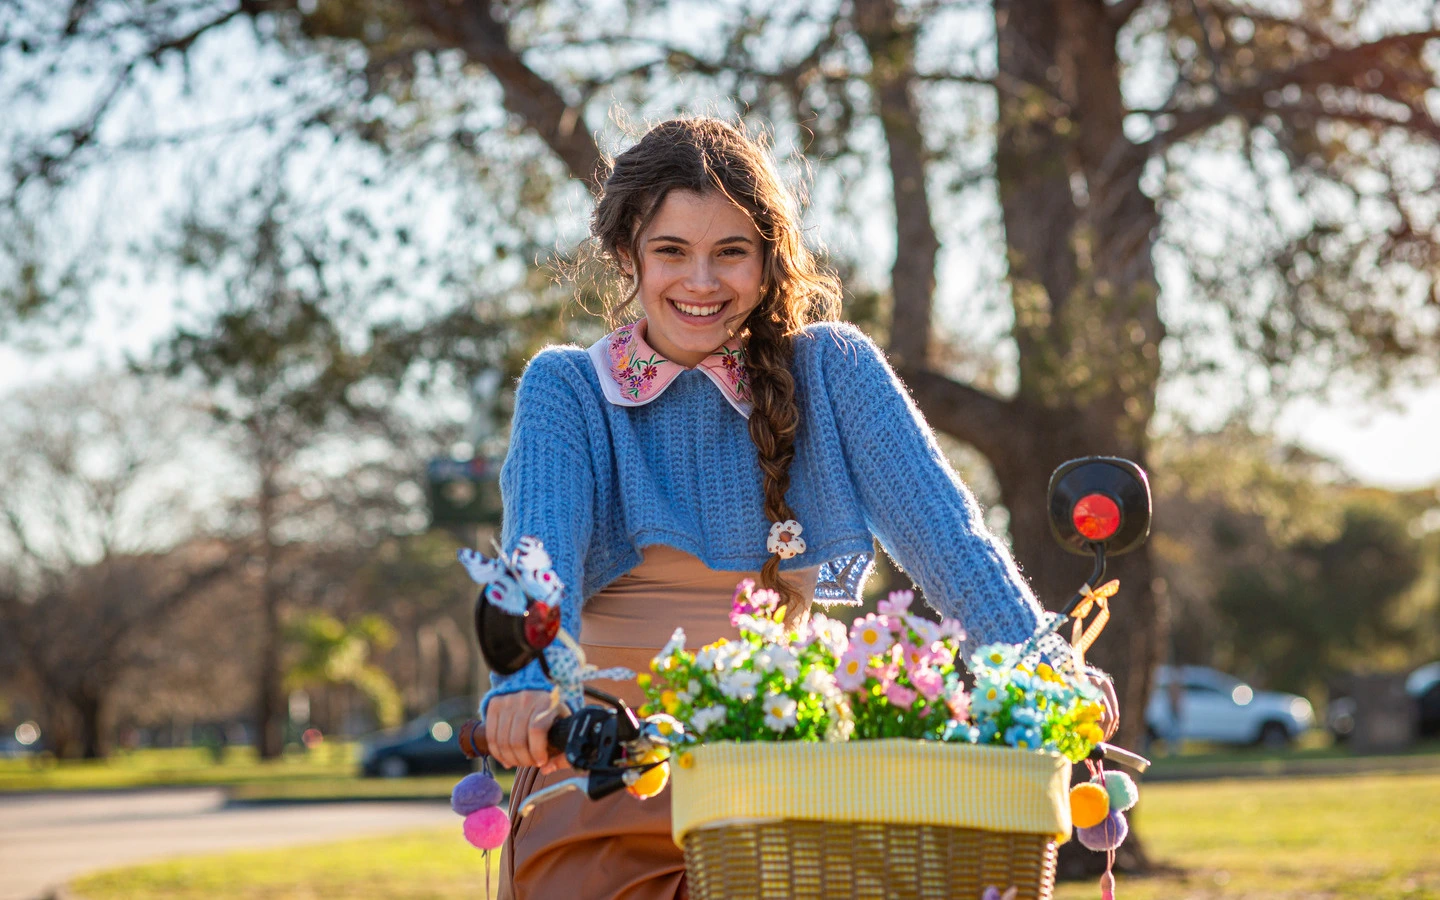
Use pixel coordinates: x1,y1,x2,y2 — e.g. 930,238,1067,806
1073,493,1121,541
524,602,561,650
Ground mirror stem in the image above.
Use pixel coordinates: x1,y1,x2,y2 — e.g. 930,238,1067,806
1058,542,1107,619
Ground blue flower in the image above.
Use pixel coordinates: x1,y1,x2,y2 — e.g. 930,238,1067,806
1004,724,1043,750
1009,705,1042,727
943,720,980,744
972,643,1019,673
978,720,1001,745
971,677,1008,715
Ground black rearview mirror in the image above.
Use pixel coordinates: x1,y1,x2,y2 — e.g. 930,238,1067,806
1047,457,1152,558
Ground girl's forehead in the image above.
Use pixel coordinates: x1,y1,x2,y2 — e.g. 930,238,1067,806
644,190,760,242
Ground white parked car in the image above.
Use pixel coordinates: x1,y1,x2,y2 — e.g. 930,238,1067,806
1146,665,1314,749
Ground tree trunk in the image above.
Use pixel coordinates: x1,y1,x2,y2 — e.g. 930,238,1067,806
990,0,1166,875
255,452,287,760
74,687,107,760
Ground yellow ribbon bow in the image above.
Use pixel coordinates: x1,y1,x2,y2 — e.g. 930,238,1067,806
1069,579,1118,670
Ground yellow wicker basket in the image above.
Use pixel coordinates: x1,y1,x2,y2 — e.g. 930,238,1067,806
670,740,1072,900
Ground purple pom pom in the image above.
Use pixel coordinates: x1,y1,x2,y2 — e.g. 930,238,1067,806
451,772,504,816
463,805,510,850
1077,809,1129,851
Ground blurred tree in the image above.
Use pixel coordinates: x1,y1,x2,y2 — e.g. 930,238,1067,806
285,611,404,730
1152,429,1435,695
1212,501,1423,693
5,0,1440,864
0,376,238,758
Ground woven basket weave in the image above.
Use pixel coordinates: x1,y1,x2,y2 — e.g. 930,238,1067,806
670,741,1070,900
683,819,1057,899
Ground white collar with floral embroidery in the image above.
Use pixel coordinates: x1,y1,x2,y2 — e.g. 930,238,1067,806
586,318,754,419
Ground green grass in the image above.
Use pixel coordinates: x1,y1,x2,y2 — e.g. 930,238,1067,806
73,827,500,900
72,772,1440,899
0,744,364,792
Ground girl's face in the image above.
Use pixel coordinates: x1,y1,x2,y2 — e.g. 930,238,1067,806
626,190,765,368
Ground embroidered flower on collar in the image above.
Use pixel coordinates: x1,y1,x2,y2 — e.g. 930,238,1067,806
590,318,754,418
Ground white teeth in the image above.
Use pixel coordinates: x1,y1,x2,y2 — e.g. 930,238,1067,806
674,301,723,317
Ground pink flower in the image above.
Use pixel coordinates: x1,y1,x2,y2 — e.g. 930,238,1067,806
849,615,890,656
900,639,932,670
939,618,966,641
910,666,944,702
731,579,756,604
751,588,782,611
835,647,869,691
928,641,956,668
945,686,972,721
884,682,917,710
869,660,899,685
878,590,914,615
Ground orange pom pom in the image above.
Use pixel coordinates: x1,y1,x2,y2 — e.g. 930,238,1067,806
1070,782,1111,829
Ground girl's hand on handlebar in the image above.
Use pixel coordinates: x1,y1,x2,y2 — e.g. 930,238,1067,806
1088,672,1120,741
485,690,571,773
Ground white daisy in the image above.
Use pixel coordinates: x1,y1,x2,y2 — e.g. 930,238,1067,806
802,667,839,698
762,692,799,731
690,705,727,735
659,627,687,658
714,641,751,673
678,679,702,703
718,669,761,701
754,645,800,682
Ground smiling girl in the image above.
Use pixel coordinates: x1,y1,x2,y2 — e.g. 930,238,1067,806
482,118,1115,899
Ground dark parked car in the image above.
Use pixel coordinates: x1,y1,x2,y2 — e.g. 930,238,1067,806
359,698,477,778
1329,662,1440,741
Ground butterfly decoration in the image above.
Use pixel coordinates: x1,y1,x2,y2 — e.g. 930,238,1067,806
460,537,633,711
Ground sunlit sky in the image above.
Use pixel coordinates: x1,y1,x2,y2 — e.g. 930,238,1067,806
3,8,1439,493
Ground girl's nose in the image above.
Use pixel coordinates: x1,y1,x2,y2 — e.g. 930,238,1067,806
682,258,720,293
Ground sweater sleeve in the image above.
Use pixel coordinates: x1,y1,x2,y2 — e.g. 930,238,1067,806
817,325,1062,658
480,349,595,716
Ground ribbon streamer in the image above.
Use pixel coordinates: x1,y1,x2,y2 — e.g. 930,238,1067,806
1069,579,1117,670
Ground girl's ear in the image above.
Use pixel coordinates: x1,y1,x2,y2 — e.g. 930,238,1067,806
616,247,635,279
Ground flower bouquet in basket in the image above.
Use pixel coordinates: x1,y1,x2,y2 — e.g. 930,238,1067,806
641,581,1107,760
642,580,1135,900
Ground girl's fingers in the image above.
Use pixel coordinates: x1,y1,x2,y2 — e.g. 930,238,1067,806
1099,676,1121,740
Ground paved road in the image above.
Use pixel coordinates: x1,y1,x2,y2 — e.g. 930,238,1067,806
0,789,456,900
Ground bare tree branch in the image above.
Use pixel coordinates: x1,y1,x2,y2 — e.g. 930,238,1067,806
400,0,601,187
853,0,940,368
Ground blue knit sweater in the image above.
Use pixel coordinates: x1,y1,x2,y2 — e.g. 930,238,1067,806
485,322,1059,709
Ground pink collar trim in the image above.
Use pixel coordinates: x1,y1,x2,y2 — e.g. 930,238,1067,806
586,318,753,418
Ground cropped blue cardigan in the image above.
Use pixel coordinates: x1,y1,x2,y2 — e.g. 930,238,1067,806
483,322,1061,711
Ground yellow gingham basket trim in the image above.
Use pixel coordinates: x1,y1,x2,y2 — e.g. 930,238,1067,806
670,739,1073,846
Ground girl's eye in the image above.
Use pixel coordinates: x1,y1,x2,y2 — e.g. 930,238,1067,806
654,245,683,256
720,247,748,257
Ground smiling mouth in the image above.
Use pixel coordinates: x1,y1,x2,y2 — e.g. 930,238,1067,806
669,299,729,320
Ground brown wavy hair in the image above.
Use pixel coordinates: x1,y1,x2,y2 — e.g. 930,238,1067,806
589,117,842,619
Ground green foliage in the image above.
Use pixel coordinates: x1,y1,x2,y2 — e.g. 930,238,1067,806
1213,502,1424,693
285,612,403,729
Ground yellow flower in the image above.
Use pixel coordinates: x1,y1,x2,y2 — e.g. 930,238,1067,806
661,690,680,714
649,658,659,673
677,751,695,769
1077,702,1103,724
1078,722,1104,744
637,673,652,689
